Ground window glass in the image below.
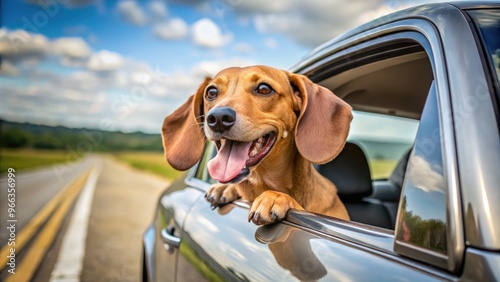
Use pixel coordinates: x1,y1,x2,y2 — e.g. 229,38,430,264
195,142,216,183
395,82,447,254
468,9,500,89
348,112,419,180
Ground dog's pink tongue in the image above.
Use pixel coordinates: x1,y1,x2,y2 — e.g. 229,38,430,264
207,140,252,183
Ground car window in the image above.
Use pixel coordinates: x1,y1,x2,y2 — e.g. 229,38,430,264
395,82,447,255
195,142,216,183
348,112,418,180
468,9,500,92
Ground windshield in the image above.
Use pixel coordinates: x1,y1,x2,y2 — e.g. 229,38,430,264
468,9,500,92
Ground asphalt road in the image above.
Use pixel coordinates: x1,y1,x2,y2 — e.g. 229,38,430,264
81,156,167,281
0,158,94,247
0,155,168,281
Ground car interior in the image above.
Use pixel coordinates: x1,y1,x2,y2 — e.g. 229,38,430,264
314,45,434,230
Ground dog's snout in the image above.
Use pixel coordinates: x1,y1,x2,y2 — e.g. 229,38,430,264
207,107,236,133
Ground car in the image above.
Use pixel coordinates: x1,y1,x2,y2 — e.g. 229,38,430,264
142,2,500,281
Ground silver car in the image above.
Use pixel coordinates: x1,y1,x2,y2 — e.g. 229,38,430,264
143,2,500,281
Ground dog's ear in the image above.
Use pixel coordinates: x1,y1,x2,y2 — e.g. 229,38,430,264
162,77,210,170
289,73,352,164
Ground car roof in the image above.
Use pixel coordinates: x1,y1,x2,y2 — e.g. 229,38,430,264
291,1,500,72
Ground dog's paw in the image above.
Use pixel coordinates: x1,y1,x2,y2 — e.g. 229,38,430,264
205,183,240,207
248,191,304,225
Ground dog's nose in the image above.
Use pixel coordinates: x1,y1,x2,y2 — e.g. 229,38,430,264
206,107,236,133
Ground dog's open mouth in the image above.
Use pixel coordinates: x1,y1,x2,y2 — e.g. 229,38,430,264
207,132,277,184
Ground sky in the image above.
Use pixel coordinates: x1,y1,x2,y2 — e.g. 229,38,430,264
0,0,448,134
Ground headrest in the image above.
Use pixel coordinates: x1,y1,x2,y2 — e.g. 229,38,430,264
316,142,372,201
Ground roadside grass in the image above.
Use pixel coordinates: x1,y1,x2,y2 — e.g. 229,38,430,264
114,151,183,181
370,159,397,180
0,149,77,172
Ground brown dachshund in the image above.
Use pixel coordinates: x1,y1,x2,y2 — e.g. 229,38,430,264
162,65,352,225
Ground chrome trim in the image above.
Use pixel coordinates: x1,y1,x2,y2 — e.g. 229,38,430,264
286,210,395,253
184,175,210,192
161,227,181,249
284,210,455,281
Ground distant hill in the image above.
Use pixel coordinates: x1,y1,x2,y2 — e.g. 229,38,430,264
0,119,163,152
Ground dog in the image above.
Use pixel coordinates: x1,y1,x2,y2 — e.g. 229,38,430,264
162,65,352,225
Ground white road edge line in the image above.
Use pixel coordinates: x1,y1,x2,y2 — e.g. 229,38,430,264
49,160,103,282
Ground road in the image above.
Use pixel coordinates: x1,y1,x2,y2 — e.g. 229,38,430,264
0,158,94,247
0,155,169,281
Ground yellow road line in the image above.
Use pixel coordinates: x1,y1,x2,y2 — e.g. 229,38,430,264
4,168,92,282
0,169,90,269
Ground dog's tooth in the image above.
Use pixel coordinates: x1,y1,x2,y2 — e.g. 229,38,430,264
249,147,258,157
255,142,261,149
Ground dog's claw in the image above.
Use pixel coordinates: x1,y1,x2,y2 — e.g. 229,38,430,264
270,211,278,220
220,197,226,204
252,212,261,225
248,211,255,222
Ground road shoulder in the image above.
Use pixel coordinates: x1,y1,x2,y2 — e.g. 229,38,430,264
81,156,168,282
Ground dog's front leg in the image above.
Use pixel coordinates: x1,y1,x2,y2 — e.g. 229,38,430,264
205,183,240,207
248,191,305,225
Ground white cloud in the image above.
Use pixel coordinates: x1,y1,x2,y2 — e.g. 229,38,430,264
216,0,435,47
117,0,147,25
87,50,125,72
407,155,445,193
250,1,379,47
191,58,256,77
0,29,49,61
191,18,232,48
153,18,189,40
52,37,91,59
148,1,168,19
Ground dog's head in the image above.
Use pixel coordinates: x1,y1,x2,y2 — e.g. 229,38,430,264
162,65,352,183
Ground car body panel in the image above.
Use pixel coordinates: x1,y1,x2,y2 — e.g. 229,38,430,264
178,189,452,281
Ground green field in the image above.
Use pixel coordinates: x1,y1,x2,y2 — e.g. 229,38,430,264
114,151,183,181
0,149,80,172
370,159,397,180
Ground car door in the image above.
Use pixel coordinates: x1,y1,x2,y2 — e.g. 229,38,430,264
147,174,206,282
175,85,455,282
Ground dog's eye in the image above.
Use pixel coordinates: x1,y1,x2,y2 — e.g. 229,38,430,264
206,86,218,100
255,83,274,95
